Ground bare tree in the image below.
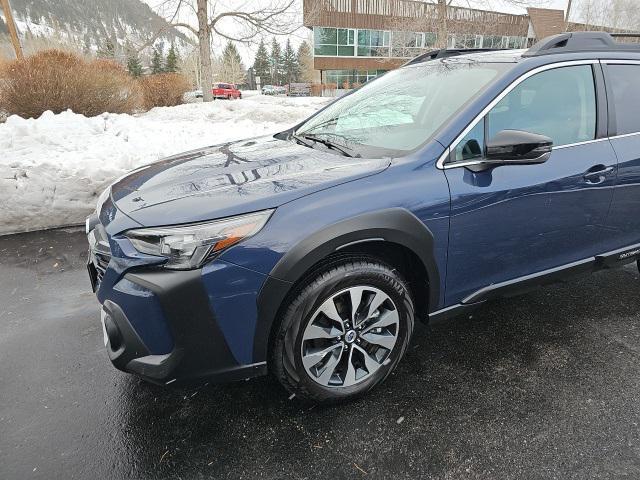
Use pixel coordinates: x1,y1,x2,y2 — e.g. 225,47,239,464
420,0,548,49
179,46,202,88
388,0,526,56
566,0,573,23
568,0,640,31
151,0,296,102
437,0,448,48
197,0,214,101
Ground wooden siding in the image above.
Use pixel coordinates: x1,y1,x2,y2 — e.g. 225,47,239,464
303,0,529,37
526,8,565,39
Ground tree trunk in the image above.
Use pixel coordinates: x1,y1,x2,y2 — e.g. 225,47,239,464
0,0,24,59
197,0,214,102
565,0,573,23
437,0,448,49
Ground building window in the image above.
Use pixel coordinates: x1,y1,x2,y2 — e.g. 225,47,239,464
424,32,437,48
482,35,504,48
508,36,526,48
357,29,390,57
322,69,387,88
448,33,483,49
448,34,526,49
314,27,355,56
314,26,526,59
391,31,436,58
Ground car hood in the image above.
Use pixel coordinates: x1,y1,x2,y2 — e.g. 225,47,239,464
110,135,390,227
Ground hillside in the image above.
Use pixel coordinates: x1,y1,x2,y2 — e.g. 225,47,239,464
0,0,190,55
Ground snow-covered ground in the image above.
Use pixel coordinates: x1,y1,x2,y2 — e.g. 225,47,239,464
0,93,330,235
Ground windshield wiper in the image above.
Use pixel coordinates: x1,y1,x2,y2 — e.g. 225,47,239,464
293,133,356,158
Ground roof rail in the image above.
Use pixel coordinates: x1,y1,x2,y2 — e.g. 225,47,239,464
610,32,640,39
523,31,640,57
403,48,505,66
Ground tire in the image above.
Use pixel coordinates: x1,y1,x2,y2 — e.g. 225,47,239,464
227,94,231,100
271,258,415,403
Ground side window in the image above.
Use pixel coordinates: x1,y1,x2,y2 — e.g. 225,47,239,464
607,64,640,135
455,120,484,161
487,65,596,147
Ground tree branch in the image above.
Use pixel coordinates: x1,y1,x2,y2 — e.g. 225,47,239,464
173,22,199,36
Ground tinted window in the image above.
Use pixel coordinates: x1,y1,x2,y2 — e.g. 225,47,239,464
607,64,640,135
487,65,596,147
455,120,484,162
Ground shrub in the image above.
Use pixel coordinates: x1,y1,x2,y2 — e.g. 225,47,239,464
310,83,323,96
139,73,190,110
0,50,141,118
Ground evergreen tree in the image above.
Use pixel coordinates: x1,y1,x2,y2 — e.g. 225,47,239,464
165,44,179,73
252,39,270,86
282,38,300,84
98,39,116,59
83,34,92,55
127,50,143,77
219,41,245,84
297,41,314,83
269,37,283,85
151,47,164,74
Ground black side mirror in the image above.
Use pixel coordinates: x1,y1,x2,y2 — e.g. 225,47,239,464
485,129,553,162
464,129,553,172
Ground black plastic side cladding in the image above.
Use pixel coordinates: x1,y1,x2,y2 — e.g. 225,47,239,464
254,208,440,362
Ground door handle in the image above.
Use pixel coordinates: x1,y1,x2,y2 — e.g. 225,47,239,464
583,165,614,184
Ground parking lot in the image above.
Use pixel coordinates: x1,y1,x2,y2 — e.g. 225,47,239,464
2,228,640,479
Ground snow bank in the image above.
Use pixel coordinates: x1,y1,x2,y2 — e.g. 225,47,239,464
0,94,330,235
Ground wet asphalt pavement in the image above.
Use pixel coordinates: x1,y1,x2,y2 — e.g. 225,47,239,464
2,228,640,480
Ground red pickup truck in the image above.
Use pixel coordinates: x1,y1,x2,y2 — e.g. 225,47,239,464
212,83,242,100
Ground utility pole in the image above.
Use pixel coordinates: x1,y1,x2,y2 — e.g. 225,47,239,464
0,0,23,59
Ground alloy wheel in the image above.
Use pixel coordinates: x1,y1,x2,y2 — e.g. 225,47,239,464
300,286,400,388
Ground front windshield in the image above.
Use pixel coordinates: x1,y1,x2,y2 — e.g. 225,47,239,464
296,60,510,158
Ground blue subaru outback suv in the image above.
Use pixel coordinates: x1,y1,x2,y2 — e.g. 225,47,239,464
87,32,640,402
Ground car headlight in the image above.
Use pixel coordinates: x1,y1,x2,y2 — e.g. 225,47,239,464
124,210,273,270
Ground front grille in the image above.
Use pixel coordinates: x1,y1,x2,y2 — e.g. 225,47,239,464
88,224,112,288
94,251,111,283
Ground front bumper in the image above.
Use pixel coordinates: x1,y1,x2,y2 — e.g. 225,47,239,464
91,254,274,385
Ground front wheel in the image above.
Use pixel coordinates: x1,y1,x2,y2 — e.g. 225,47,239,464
271,259,415,403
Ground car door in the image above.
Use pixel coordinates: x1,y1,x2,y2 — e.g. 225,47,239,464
443,62,618,305
601,61,640,249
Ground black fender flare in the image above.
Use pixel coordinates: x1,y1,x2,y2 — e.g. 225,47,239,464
253,207,440,362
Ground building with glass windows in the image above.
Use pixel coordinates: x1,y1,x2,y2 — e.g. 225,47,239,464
303,1,592,88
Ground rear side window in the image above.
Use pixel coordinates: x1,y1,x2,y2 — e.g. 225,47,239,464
487,65,596,147
607,64,640,135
